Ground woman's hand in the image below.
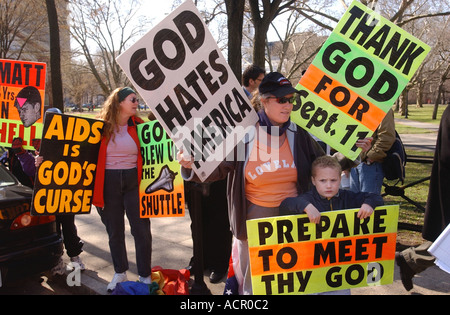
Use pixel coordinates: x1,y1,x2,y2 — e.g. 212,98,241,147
177,150,194,169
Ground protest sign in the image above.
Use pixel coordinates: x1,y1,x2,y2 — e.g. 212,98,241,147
247,205,399,295
137,120,185,218
0,59,46,150
291,0,430,160
31,113,104,216
116,0,258,182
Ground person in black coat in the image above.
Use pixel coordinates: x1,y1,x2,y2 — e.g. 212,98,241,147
396,105,450,291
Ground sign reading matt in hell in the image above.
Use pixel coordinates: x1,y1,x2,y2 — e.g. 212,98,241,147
117,0,258,182
31,113,104,216
292,1,430,160
247,205,399,295
137,120,185,218
0,59,46,150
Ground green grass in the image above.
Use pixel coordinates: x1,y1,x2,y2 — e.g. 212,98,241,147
383,149,434,244
394,104,446,124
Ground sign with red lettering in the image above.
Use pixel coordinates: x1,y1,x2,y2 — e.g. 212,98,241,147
0,59,46,150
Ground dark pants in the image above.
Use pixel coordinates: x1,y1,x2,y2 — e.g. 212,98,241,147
97,168,152,277
56,215,83,258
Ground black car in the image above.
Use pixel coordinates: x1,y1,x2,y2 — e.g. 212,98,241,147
0,164,63,287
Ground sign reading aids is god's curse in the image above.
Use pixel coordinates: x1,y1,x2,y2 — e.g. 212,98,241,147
137,120,185,218
31,113,104,216
116,0,258,182
0,59,46,150
292,1,430,160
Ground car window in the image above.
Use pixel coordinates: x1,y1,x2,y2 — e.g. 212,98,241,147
0,166,18,187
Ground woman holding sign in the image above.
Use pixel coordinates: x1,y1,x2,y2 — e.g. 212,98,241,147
179,72,373,294
92,87,152,292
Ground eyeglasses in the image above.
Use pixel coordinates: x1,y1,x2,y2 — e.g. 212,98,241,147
129,97,139,104
266,96,295,104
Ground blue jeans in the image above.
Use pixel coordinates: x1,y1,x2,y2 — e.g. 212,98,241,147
97,168,152,277
350,162,384,195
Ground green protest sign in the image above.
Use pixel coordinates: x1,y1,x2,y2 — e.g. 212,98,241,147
291,0,430,160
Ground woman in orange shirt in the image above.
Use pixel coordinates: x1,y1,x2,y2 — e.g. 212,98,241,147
179,72,371,294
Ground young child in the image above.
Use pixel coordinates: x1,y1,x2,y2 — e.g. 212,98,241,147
280,155,384,223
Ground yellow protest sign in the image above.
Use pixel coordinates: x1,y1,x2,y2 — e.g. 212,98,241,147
0,59,46,150
246,205,399,295
137,120,185,218
291,0,430,160
31,113,104,215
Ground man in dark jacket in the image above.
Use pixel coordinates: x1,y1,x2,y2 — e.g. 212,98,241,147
396,105,450,291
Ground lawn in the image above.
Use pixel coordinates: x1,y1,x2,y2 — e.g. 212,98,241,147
394,104,447,123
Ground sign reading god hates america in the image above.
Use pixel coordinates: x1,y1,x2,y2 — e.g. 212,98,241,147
117,0,258,182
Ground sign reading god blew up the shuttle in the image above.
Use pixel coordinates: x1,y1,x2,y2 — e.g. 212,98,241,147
292,0,430,160
137,120,185,218
116,0,258,182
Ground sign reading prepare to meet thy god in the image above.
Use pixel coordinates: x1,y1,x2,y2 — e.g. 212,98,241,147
116,0,258,182
291,1,430,160
0,59,46,150
247,205,399,295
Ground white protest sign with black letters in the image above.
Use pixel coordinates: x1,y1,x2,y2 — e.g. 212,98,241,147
117,0,258,182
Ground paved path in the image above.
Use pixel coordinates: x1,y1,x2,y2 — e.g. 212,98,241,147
395,118,438,152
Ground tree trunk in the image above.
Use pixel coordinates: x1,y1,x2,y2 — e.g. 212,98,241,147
398,89,408,117
433,63,450,120
46,0,64,112
225,0,245,81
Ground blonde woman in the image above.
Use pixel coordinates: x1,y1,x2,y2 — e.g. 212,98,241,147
93,87,152,292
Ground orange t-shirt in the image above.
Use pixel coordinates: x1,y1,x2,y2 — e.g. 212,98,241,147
245,138,298,207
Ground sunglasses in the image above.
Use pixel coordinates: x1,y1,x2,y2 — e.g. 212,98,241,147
267,96,296,104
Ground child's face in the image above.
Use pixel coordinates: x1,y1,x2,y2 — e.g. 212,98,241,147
311,167,341,199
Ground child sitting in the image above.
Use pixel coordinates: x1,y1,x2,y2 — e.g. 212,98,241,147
280,155,384,224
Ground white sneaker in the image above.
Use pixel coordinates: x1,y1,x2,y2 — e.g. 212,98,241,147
51,257,66,276
107,272,127,292
69,256,86,271
139,275,152,284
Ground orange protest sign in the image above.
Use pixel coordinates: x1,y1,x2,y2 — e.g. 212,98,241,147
299,65,386,131
246,206,399,295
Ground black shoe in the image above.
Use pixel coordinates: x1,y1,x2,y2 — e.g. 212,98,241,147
209,270,226,284
395,252,415,291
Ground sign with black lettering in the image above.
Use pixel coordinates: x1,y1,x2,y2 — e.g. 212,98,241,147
247,205,399,295
31,113,104,215
137,120,185,218
116,0,258,182
0,59,46,150
292,1,430,160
